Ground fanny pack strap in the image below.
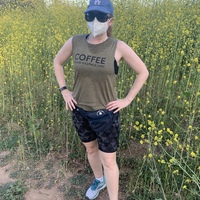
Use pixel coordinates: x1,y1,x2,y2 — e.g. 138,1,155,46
76,106,112,120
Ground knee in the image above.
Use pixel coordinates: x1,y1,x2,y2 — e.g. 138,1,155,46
101,157,117,169
85,142,99,155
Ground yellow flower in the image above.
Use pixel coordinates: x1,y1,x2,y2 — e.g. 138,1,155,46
194,136,198,140
145,139,150,143
179,144,183,150
140,140,144,144
188,125,193,130
186,145,190,151
148,154,153,158
198,166,200,170
174,133,179,138
183,185,187,189
166,128,170,132
190,151,196,157
173,170,179,174
154,136,159,141
148,127,152,131
194,58,198,63
165,65,170,70
160,159,165,164
134,125,139,131
167,139,173,145
141,134,145,139
185,179,191,183
169,131,173,135
135,121,140,125
169,157,176,163
174,137,178,142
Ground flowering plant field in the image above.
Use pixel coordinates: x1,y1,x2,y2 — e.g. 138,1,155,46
0,0,199,199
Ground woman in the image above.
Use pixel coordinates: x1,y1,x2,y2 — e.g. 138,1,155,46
54,0,149,199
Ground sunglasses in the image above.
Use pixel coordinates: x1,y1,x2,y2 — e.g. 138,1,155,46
85,12,111,23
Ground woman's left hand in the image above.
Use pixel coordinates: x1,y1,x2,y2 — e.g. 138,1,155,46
106,98,132,113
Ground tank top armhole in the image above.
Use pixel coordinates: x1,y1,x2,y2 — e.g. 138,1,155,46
114,58,119,75
85,34,89,39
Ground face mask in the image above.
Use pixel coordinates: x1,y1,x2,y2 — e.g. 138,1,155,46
87,18,109,37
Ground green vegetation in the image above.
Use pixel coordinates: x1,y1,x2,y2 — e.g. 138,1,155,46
0,0,199,199
0,180,27,200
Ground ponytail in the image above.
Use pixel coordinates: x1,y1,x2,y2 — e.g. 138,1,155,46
107,25,113,37
107,14,113,37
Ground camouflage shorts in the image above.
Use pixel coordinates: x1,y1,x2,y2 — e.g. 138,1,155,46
72,107,120,153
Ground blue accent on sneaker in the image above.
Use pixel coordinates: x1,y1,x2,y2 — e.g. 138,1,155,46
91,179,101,190
86,176,106,200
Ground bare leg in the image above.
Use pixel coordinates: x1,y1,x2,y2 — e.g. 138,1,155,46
83,139,103,178
99,151,119,200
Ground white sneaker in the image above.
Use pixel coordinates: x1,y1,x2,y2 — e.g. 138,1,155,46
86,176,106,199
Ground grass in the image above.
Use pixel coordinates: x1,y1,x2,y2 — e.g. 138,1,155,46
0,0,200,199
0,181,27,200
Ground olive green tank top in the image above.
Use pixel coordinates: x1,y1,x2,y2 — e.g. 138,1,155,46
72,34,118,111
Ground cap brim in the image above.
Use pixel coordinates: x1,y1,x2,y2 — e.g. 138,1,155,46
84,6,111,14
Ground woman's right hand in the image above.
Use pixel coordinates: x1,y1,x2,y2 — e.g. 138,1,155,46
61,90,77,111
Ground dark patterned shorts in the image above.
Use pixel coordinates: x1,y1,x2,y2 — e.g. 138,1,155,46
72,107,120,153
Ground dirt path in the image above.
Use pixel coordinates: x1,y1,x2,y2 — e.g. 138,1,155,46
24,187,65,200
0,151,109,200
0,151,68,200
0,151,15,185
0,140,147,200
0,151,121,200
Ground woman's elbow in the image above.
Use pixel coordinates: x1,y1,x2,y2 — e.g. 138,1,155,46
145,68,149,79
53,57,62,70
53,57,58,67
141,64,149,79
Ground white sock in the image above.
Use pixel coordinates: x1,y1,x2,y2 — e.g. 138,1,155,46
96,176,104,182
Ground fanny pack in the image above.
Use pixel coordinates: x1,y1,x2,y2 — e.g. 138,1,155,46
76,107,114,133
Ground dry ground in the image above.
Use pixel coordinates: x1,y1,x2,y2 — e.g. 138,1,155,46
0,141,147,200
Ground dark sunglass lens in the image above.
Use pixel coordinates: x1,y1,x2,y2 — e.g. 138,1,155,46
96,13,108,22
85,12,109,22
85,13,95,22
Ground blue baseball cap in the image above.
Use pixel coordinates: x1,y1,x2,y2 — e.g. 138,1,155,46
84,0,114,15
